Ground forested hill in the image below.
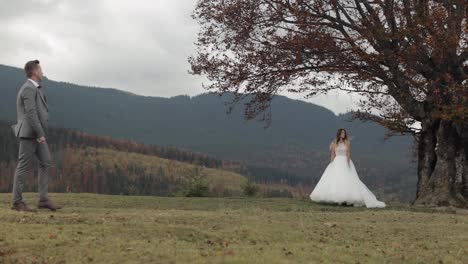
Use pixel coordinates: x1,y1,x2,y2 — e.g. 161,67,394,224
0,64,416,201
0,64,410,160
0,120,222,168
0,121,247,196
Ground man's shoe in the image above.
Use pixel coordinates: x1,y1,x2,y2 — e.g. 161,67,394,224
12,202,37,212
38,200,63,211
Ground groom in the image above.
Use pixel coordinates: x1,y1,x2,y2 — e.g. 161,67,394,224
10,60,62,212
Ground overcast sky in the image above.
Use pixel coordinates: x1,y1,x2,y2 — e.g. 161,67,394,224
0,0,359,114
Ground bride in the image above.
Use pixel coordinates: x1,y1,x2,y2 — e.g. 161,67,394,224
310,129,386,208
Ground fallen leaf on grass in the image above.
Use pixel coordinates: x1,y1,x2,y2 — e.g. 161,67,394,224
324,222,337,228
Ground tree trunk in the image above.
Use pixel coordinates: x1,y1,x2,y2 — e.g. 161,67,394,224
415,119,468,208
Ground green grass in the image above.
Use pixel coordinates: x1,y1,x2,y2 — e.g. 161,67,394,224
62,147,248,193
0,193,467,264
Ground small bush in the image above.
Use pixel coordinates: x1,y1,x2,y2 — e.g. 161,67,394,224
181,166,211,197
242,181,260,197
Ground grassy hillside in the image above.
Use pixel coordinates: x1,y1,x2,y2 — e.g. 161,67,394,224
1,146,247,197
0,193,466,264
60,147,248,195
0,120,244,197
0,119,222,169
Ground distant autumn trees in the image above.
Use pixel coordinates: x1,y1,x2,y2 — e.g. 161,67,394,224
190,0,467,207
46,127,223,168
0,122,225,195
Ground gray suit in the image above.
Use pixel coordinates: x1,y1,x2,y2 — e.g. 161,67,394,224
11,80,51,205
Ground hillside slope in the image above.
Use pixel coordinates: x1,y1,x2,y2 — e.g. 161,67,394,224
0,146,247,196
0,120,246,196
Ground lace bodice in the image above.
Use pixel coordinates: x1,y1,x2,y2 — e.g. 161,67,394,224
334,142,348,156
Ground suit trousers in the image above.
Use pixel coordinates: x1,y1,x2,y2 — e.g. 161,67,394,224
12,138,51,205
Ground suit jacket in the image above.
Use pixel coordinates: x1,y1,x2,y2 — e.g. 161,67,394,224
11,80,49,139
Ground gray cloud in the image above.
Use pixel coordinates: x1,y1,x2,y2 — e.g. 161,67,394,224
0,0,358,114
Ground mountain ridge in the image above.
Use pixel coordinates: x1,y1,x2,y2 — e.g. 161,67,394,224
0,63,416,201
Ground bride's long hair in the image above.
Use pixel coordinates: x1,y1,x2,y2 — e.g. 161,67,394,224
335,128,349,144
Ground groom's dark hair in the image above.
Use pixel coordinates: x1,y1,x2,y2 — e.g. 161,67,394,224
24,60,40,78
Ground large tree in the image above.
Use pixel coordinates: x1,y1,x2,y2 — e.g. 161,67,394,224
189,0,468,207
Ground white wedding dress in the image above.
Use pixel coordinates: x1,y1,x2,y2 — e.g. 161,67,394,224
309,142,386,208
